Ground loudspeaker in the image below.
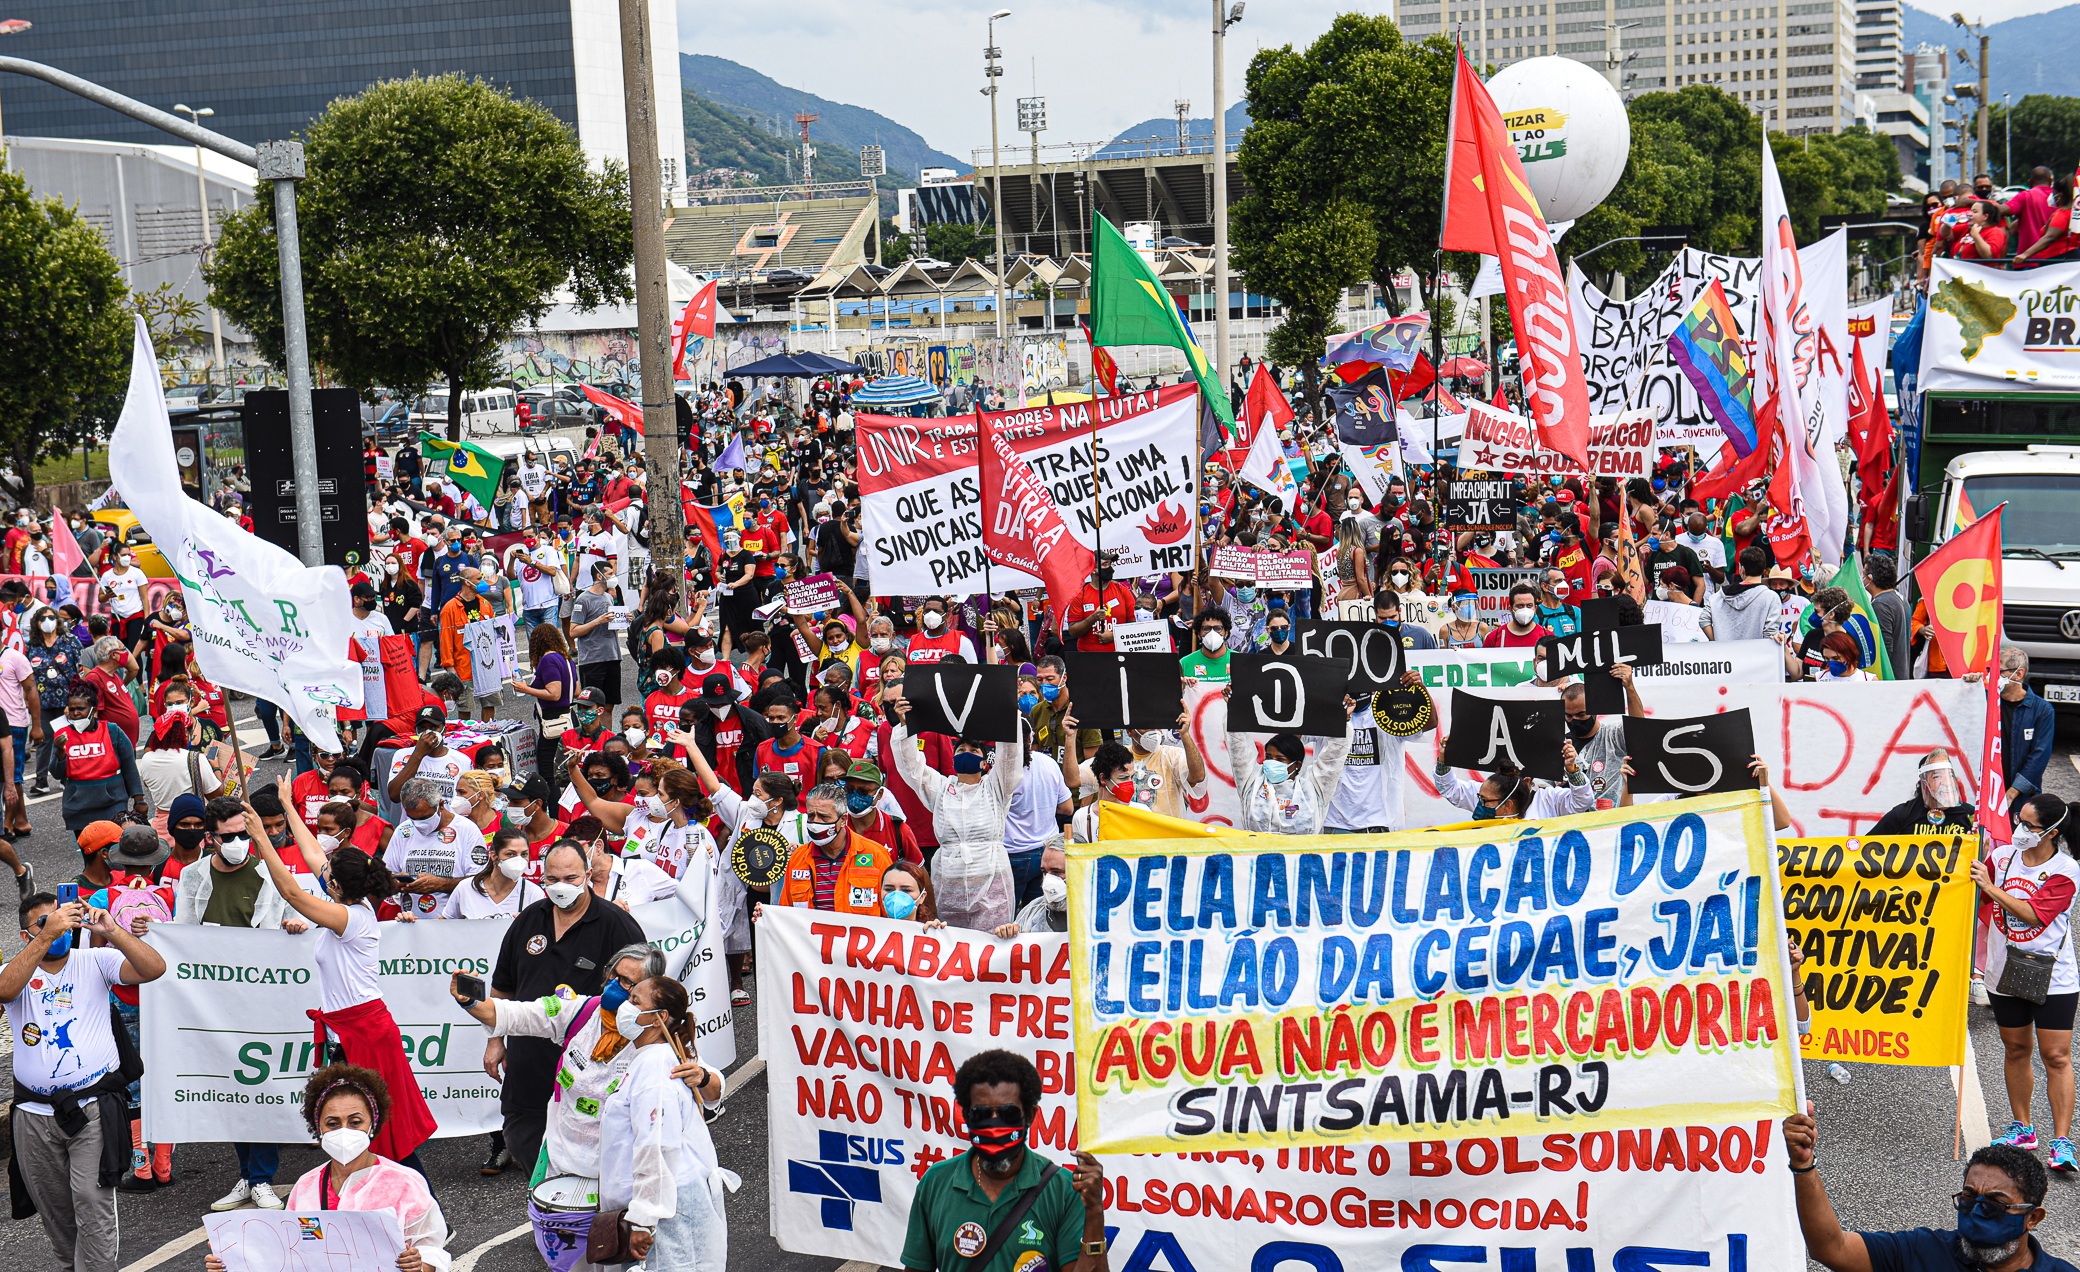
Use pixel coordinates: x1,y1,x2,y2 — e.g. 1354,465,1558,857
240,388,372,571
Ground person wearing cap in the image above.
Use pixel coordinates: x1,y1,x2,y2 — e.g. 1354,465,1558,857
1768,562,1813,636
500,774,565,878
556,686,614,765
687,670,772,799
384,703,469,813
53,683,146,840
841,759,922,870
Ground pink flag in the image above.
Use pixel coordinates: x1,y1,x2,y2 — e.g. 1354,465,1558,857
579,385,646,436
50,510,85,577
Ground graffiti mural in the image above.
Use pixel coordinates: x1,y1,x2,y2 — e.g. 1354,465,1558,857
497,322,795,390
1020,336,1069,396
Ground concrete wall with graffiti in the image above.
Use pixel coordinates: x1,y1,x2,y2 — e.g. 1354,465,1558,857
497,322,794,388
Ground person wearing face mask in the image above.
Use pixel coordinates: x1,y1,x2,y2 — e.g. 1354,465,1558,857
1321,670,1438,833
835,759,923,869
78,634,140,746
437,568,504,722
1535,567,1581,638
877,864,941,925
1675,511,1726,590
1869,749,1979,836
53,684,146,839
157,792,211,880
2,891,167,1272
96,545,150,648
1788,1108,2080,1272
1179,607,1236,686
755,693,823,787
1108,710,1206,822
1651,566,1714,642
904,597,979,664
774,781,893,915
384,777,485,919
1221,687,1357,835
903,1051,1108,1272
1381,558,1439,633
1065,553,1137,653
440,827,545,920
384,704,470,814
135,683,223,841
26,603,82,798
1556,667,1646,811
1997,647,2058,820
170,798,300,1211
1481,584,1552,649
1439,588,1488,650
888,695,1025,931
1005,842,1071,935
1974,791,2080,1170
685,671,774,799
454,768,508,842
1431,738,1594,821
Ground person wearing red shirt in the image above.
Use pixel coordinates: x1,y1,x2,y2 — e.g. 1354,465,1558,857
740,521,780,585
79,639,140,745
1064,561,1137,653
903,597,977,664
754,695,822,788
1482,584,1554,649
289,750,348,824
387,518,428,586
1949,199,2008,263
641,647,698,740
841,759,923,870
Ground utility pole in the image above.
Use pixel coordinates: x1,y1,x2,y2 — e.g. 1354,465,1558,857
796,110,818,196
618,0,681,603
1018,92,1045,266
175,103,226,375
1952,15,1987,180
986,10,1011,342
1213,0,1243,395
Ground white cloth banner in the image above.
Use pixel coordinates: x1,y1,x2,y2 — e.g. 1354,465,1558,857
141,900,729,1142
856,385,1201,594
108,319,362,750
1339,439,1402,504
629,856,736,1071
759,907,1800,1271
1920,257,2080,392
1759,147,1851,568
1457,403,1656,478
1180,646,1979,839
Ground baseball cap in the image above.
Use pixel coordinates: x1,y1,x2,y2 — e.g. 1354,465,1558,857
504,773,553,807
350,581,379,600
573,687,609,708
846,759,884,785
78,821,123,854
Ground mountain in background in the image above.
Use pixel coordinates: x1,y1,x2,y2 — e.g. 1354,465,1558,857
1902,4,2080,97
680,53,966,185
1099,101,1254,157
682,90,796,189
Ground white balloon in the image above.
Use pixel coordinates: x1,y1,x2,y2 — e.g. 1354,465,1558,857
1485,57,1632,224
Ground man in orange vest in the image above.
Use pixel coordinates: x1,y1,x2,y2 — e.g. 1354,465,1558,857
776,781,893,915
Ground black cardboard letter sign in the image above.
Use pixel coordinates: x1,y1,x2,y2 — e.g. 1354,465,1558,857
1294,620,1406,696
1228,654,1349,736
901,664,1022,742
1061,653,1186,730
1441,690,1566,780
1624,710,1758,795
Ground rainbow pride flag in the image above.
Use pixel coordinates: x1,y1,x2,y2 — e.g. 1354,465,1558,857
1667,279,1758,456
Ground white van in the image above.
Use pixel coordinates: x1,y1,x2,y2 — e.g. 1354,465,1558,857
409,388,519,439
474,434,582,474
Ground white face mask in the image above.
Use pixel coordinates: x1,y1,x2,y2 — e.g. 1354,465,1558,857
1654,585,1671,601
870,636,894,653
1511,605,1537,625
543,881,584,909
709,703,732,720
315,833,341,856
744,797,770,823
498,856,529,882
216,836,252,867
1200,630,1226,653
1138,731,1166,752
1390,571,1411,588
921,610,945,631
320,1128,371,1166
1042,873,1068,909
615,1001,651,1039
37,618,55,633
409,811,440,834
624,726,647,746
2013,827,2045,852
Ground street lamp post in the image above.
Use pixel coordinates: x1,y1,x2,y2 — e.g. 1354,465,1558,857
1213,0,1243,392
175,103,227,375
0,19,29,175
986,10,1011,343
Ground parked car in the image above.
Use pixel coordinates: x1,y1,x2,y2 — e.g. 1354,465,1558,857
93,510,174,579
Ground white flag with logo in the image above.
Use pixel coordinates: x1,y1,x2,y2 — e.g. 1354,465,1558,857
1238,403,1299,512
108,318,362,749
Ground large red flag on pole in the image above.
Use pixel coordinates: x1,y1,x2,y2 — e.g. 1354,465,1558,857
1912,504,2009,837
1438,44,1591,470
671,279,718,381
979,410,1096,632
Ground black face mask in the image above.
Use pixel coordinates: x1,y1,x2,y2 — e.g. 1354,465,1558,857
1566,715,1596,740
171,825,207,851
964,1103,1030,1162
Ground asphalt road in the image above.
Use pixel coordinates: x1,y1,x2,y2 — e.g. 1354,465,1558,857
0,698,2075,1271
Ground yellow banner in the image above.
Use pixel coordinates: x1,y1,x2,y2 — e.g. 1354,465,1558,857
1778,835,1977,1067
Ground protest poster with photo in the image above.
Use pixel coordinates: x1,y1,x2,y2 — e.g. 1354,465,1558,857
1779,835,1977,1066
856,384,1201,595
1209,544,1258,579
785,572,844,615
762,906,1801,1271
1468,566,1545,624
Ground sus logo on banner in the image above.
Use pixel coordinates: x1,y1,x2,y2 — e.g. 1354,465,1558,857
1626,710,1760,795
1228,654,1349,736
900,664,1021,742
1060,653,1185,730
1442,689,1566,779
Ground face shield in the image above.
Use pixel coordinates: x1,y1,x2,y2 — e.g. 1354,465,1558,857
1918,759,1962,810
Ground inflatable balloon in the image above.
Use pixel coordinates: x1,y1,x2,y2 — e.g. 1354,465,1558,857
1486,57,1632,223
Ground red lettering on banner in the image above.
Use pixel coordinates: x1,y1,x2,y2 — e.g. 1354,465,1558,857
1861,690,1974,795
1780,698,1853,791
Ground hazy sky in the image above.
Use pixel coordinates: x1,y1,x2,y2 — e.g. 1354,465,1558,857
1907,0,2069,27
684,0,2074,155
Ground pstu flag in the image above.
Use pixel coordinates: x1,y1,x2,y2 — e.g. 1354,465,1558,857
1668,278,1758,456
671,278,719,380
978,408,1096,633
1322,313,1430,373
1439,44,1591,470
1089,213,1236,436
416,433,505,510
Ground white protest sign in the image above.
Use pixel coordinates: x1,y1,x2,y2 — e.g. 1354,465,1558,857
375,456,395,482
1921,256,2080,392
1110,618,1175,653
760,907,1801,1272
1645,598,1710,643
206,1210,404,1272
1457,404,1657,479
629,860,736,1071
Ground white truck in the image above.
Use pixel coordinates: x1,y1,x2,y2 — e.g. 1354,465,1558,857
1921,445,2080,705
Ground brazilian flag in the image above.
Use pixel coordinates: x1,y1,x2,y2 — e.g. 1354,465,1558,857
1088,214,1236,437
1827,554,1895,680
418,433,505,510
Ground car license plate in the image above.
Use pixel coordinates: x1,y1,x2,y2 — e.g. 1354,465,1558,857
2046,683,2080,704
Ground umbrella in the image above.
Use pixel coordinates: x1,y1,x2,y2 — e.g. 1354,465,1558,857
849,375,942,408
727,351,863,378
1438,356,1489,379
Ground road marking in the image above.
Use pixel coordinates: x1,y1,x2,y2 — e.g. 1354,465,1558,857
1953,1028,1993,1153
725,1054,766,1098
835,1262,884,1272
25,792,59,805
120,1226,207,1272
451,1221,532,1272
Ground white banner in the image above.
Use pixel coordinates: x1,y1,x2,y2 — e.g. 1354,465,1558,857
630,881,736,1071
108,319,363,751
141,897,731,1142
759,907,1800,1271
1458,403,1656,478
855,385,1201,595
1920,256,2080,392
1180,645,1979,839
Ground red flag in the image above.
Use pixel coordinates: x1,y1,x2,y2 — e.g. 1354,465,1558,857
1980,671,2012,840
1490,382,1508,412
978,408,1096,632
1846,338,1894,507
579,384,646,436
1439,45,1590,469
1240,364,1294,452
1690,429,1773,501
50,512,85,578
672,279,719,380
1389,354,1437,402
1080,319,1118,396
1911,502,2005,676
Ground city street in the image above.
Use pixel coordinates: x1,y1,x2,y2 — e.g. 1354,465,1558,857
0,697,2070,1271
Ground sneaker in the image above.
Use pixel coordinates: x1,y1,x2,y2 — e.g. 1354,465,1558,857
731,988,751,1007
2054,1138,2078,1173
480,1147,512,1176
1972,975,1991,1007
703,1100,726,1125
259,743,285,759
14,862,30,898
1996,1121,2040,1151
249,1183,283,1210
210,1179,254,1211
28,781,47,796
116,1173,157,1194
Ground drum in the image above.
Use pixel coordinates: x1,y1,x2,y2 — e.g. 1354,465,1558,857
529,1174,600,1272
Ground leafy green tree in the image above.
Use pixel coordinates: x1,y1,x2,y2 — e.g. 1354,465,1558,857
132,281,209,354
0,169,130,502
1987,95,2080,185
1559,116,1710,290
207,74,633,440
1769,126,1898,244
1623,87,1764,254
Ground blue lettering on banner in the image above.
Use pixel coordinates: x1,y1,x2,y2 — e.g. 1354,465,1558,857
787,1129,890,1230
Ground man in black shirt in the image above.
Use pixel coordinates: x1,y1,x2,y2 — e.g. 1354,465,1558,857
486,841,647,1172
1867,748,1977,836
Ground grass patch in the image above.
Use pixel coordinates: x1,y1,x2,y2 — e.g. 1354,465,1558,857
34,451,110,486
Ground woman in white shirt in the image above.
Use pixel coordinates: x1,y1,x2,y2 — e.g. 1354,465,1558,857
1973,792,2080,1168
439,829,543,919
97,548,150,644
203,1061,450,1271
249,785,440,1170
598,976,731,1270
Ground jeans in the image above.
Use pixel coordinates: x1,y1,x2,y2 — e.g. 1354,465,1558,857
252,697,282,746
234,1142,280,1184
1006,847,1044,912
522,605,557,632
8,724,23,785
